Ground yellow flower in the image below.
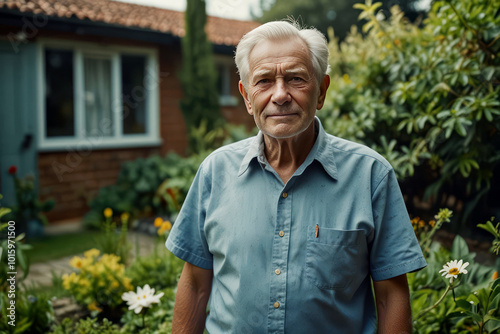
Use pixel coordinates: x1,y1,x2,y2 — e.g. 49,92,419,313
429,220,436,228
84,248,100,259
162,221,172,231
158,221,172,235
121,212,130,222
342,73,352,84
123,277,133,291
493,271,499,280
88,301,102,312
62,272,78,290
70,256,84,269
104,207,113,218
93,262,106,275
79,278,91,289
154,217,163,228
111,281,120,289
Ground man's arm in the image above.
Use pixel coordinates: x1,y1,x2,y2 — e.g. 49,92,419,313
172,262,213,334
373,274,413,334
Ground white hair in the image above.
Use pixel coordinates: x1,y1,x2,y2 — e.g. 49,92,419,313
235,20,330,89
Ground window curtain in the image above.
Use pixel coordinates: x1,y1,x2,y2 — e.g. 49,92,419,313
84,57,113,137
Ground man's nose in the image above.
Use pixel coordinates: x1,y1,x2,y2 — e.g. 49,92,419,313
272,80,291,106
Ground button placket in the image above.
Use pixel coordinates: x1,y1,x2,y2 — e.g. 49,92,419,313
267,188,291,333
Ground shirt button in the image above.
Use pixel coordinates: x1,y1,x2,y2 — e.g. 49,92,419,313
282,192,288,198
279,231,284,237
275,269,281,275
274,302,280,308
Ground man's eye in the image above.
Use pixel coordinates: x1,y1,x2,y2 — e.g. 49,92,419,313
291,77,303,82
256,79,269,85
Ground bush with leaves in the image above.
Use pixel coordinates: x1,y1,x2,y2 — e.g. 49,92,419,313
49,317,121,334
62,249,133,318
321,0,500,226
83,152,205,229
0,195,55,333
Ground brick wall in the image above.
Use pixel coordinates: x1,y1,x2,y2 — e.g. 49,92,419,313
38,147,159,222
158,45,189,155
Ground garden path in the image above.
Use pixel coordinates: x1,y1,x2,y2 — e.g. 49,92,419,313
24,222,158,287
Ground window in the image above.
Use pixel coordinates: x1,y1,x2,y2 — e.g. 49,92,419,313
39,41,159,150
45,49,74,137
215,56,238,106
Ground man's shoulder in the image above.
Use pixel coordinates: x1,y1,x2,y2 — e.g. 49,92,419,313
201,136,257,169
325,133,392,170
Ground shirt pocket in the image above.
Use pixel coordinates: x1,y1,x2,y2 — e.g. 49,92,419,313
305,226,367,290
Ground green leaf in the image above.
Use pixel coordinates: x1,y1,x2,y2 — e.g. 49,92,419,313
478,222,499,237
0,207,11,218
484,315,500,324
456,298,473,310
455,120,467,136
451,235,470,260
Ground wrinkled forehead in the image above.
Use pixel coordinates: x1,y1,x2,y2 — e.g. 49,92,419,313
248,37,313,75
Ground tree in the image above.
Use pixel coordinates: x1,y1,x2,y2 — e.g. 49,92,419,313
320,0,500,230
254,0,426,41
180,0,222,151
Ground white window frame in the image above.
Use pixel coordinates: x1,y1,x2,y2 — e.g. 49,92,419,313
37,39,161,151
214,55,239,107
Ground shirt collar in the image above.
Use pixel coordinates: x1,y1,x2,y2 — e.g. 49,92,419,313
238,117,338,180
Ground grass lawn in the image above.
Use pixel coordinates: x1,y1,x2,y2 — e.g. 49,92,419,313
26,230,102,263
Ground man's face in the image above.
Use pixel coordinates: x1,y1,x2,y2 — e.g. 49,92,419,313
239,37,329,140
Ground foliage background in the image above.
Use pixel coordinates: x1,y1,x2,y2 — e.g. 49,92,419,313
180,0,222,151
319,0,500,231
254,0,426,41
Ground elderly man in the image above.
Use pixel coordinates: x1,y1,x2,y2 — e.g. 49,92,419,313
166,20,426,333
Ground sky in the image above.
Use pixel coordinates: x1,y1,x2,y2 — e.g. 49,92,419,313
114,0,262,21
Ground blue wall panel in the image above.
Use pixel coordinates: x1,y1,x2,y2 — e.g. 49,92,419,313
0,41,38,207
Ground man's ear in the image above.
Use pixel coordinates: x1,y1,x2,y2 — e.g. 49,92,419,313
239,80,253,116
316,75,330,110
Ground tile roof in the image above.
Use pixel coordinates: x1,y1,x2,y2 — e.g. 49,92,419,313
0,0,260,46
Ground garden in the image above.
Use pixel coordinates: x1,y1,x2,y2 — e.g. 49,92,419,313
1,0,500,332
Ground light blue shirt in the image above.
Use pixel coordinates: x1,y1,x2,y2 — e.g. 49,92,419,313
166,117,426,333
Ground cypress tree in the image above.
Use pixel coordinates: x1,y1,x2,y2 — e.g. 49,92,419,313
180,0,221,150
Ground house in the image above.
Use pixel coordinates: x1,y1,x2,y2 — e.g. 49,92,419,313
0,0,259,223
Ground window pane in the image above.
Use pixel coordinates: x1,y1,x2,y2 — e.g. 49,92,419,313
84,56,113,137
45,49,74,137
121,55,146,134
217,63,231,96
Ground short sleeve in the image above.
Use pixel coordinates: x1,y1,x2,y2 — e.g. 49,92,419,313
369,169,427,281
166,164,213,270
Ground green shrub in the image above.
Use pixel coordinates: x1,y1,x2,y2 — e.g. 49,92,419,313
49,317,121,334
127,248,184,292
321,0,500,225
84,152,204,229
61,249,133,318
0,290,55,334
94,212,132,266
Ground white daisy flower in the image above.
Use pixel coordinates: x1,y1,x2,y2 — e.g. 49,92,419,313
122,284,164,314
439,259,469,283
